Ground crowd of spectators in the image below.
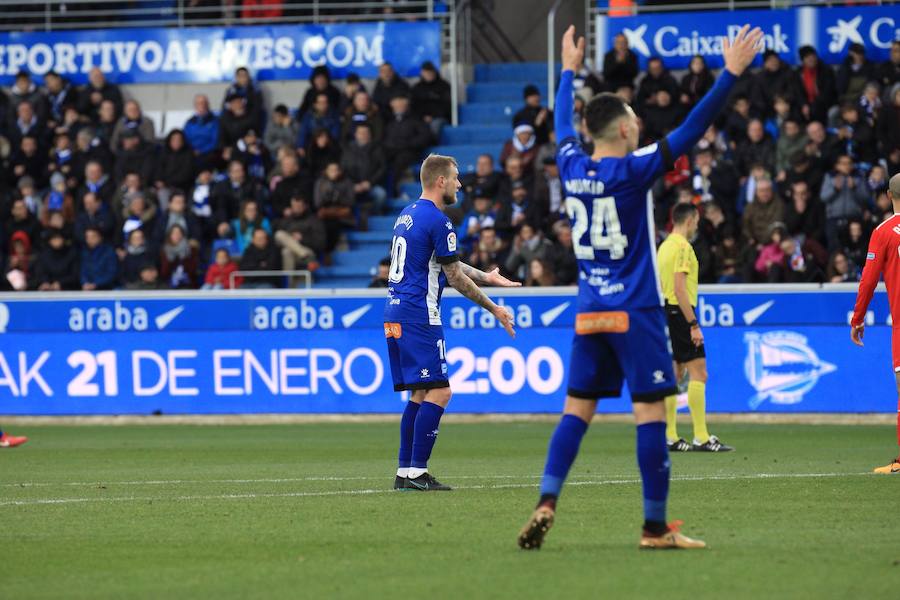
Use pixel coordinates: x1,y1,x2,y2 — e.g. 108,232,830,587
436,37,900,289
0,59,451,291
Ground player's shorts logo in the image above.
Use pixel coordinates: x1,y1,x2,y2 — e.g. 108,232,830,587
420,368,430,378
744,331,836,410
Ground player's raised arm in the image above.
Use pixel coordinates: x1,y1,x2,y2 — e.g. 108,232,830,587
443,262,516,337
851,227,886,346
554,25,585,143
666,25,763,157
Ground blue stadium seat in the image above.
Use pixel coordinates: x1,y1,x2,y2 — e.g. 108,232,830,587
474,62,553,83
440,124,511,145
466,82,548,103
459,102,517,124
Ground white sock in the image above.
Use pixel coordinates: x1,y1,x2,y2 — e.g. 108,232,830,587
407,467,427,479
396,467,408,478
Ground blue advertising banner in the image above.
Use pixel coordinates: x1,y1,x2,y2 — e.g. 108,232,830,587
596,5,898,70
0,286,892,415
0,21,440,85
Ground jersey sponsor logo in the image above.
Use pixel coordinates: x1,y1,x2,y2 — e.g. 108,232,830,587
384,322,402,338
575,311,630,334
447,231,457,252
744,331,836,409
867,252,876,260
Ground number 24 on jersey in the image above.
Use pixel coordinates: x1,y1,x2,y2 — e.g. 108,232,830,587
565,196,629,260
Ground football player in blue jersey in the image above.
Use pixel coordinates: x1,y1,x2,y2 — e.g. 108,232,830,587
517,24,762,549
385,154,519,492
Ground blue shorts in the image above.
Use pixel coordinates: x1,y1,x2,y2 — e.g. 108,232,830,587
384,322,450,392
567,306,676,403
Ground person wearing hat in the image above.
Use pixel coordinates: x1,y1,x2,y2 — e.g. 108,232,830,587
838,42,876,105
500,123,538,173
411,61,451,140
218,92,256,158
513,84,553,145
34,227,78,291
298,65,341,121
750,49,804,119
796,45,837,124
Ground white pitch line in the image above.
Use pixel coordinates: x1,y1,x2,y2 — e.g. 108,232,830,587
0,472,872,508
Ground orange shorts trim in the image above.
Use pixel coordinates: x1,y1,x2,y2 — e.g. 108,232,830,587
384,322,403,339
575,311,630,335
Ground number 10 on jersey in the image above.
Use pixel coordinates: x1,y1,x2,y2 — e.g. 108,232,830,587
565,196,629,260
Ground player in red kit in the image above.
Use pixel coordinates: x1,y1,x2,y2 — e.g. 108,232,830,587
851,174,900,474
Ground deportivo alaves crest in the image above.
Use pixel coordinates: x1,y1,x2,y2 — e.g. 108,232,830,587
744,331,837,409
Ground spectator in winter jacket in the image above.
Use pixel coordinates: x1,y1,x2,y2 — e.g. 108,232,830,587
835,103,878,167
549,220,578,285
369,258,391,288
118,227,151,286
679,55,714,108
222,67,264,129
154,129,195,202
742,178,784,247
159,224,199,289
113,129,156,185
8,71,45,124
264,104,298,154
796,46,837,124
497,181,541,236
298,65,342,121
775,119,808,176
9,101,48,150
34,228,78,290
636,57,679,111
296,92,341,151
80,227,118,290
735,119,776,176
183,94,220,167
505,222,553,281
5,230,33,290
238,228,281,288
9,135,47,189
270,152,312,219
500,123,539,173
724,95,752,147
218,93,256,156
211,160,267,237
827,251,856,283
315,161,355,256
837,43,876,105
691,147,739,216
342,90,383,143
203,247,241,289
341,122,387,221
304,129,342,180
641,89,681,142
153,191,201,251
383,94,430,191
69,128,113,188
230,199,271,255
804,121,841,175
783,180,825,245
468,226,507,274
411,61,451,140
44,71,78,129
110,100,156,151
459,193,498,253
602,33,639,93
78,67,123,123
233,128,271,183
821,155,871,250
373,62,411,117
74,191,115,247
513,85,553,146
751,50,804,118
273,195,325,281
339,73,366,115
5,197,41,247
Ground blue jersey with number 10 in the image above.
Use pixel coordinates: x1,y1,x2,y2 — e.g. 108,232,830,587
554,69,736,313
383,199,459,325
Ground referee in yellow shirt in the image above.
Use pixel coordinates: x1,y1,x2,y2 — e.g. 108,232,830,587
657,204,733,452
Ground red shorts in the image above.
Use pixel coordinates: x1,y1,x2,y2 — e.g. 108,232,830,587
893,327,900,372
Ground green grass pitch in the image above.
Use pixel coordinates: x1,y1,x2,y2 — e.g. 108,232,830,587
1,422,899,599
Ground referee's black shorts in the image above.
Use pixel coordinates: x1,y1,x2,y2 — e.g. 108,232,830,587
665,304,706,364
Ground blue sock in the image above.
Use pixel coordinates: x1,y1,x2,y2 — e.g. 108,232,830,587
397,401,420,468
636,421,670,530
410,401,445,469
539,414,589,501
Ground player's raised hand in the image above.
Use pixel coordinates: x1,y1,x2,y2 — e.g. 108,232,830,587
484,268,522,288
494,305,516,338
851,324,865,346
722,24,764,76
561,25,585,72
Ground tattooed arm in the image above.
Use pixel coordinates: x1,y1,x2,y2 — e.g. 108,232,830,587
443,262,516,337
459,262,523,288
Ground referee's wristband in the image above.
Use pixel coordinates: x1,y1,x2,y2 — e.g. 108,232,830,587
688,319,699,329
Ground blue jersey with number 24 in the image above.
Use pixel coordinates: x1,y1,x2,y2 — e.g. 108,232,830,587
383,198,459,325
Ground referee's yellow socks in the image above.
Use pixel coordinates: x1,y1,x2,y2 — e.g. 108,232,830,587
664,395,678,442
688,381,710,444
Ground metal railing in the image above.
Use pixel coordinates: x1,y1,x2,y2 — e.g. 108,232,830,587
0,1,444,31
